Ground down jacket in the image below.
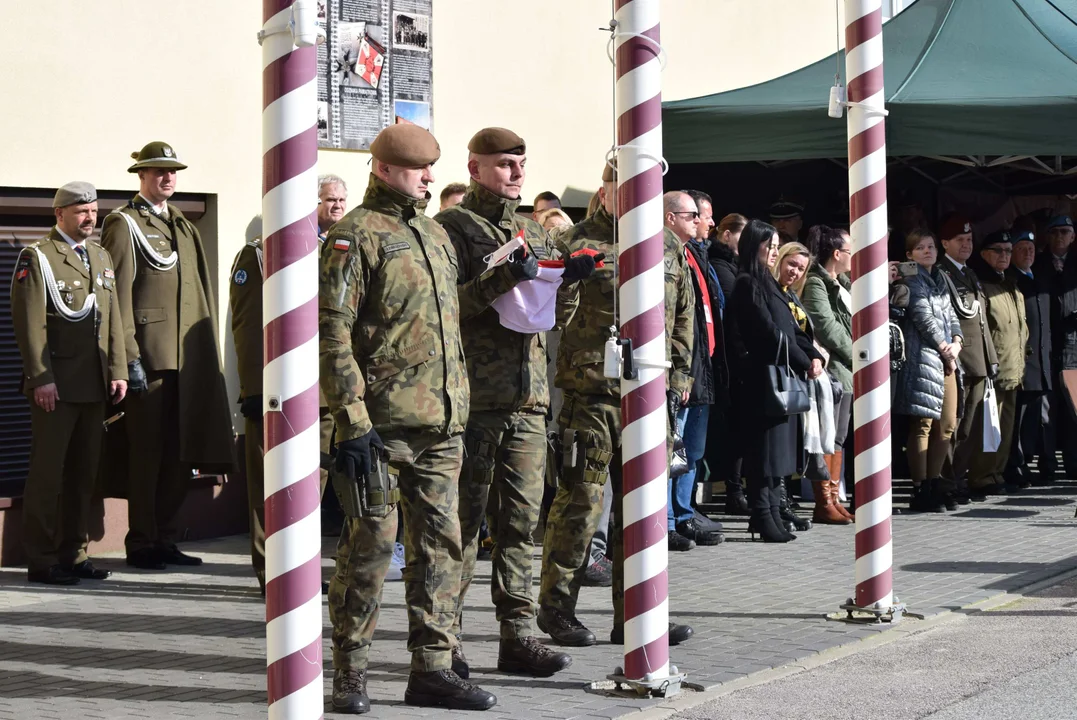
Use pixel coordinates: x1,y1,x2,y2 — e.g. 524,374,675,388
894,264,962,419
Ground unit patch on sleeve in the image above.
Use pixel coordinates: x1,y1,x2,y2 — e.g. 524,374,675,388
234,269,248,285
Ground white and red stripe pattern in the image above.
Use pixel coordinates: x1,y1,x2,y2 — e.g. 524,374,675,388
614,0,670,682
844,0,894,612
261,2,323,717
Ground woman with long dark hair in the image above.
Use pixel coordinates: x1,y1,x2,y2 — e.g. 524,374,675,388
727,219,824,542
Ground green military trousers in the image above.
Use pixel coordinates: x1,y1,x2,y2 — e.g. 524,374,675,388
453,409,546,641
539,394,630,626
246,407,334,591
329,430,464,673
24,401,105,573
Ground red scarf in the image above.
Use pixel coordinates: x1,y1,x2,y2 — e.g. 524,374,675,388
684,246,715,356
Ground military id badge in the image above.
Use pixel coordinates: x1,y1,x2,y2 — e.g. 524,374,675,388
356,34,385,89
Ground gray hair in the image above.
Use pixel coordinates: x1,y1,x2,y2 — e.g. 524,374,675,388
318,174,348,196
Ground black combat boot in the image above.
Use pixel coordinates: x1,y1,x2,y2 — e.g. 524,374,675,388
404,669,496,711
610,621,694,646
497,636,572,676
537,606,597,647
332,668,371,714
451,641,469,679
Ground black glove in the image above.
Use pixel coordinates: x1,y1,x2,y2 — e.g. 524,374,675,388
667,389,682,427
240,395,262,420
127,358,148,393
507,249,539,282
563,253,605,283
335,428,385,481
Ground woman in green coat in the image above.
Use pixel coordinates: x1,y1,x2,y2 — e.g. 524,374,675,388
801,225,854,520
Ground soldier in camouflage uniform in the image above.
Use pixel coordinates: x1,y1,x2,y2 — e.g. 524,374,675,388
537,162,697,647
434,128,596,678
319,124,496,714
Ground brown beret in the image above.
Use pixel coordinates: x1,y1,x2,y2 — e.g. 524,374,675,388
53,181,97,208
940,213,973,240
468,127,526,156
369,124,441,167
602,159,617,183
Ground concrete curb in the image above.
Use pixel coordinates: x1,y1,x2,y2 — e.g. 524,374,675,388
628,564,1077,720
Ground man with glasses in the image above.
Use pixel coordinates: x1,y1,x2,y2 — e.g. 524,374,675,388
968,230,1027,494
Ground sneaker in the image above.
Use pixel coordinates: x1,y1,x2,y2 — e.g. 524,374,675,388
692,508,723,533
386,543,405,581
581,556,613,587
676,518,723,546
667,529,695,552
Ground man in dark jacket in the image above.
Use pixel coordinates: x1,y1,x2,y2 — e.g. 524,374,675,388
663,191,722,546
1006,230,1054,486
1033,215,1077,477
937,214,999,502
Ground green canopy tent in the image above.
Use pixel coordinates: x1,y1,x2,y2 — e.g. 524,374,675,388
664,0,1077,164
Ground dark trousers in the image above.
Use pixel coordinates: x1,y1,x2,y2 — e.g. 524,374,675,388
705,404,743,492
24,401,104,572
1006,390,1055,484
124,370,186,554
945,375,987,491
1053,379,1077,475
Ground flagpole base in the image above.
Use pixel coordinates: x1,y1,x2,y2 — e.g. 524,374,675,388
607,667,687,698
837,596,910,624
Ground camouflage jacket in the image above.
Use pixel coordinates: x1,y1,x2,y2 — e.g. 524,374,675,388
555,206,694,398
434,181,555,413
319,174,469,442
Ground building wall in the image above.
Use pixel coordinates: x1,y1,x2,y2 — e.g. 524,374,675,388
0,0,846,416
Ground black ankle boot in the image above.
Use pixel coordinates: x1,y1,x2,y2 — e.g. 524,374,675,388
332,668,371,714
725,479,750,515
404,669,496,711
768,478,797,540
747,478,790,543
777,480,812,531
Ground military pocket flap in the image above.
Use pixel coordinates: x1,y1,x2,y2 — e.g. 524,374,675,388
365,337,441,383
134,307,167,324
571,348,605,367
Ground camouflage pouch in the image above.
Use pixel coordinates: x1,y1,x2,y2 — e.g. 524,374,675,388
545,431,562,488
582,441,613,485
331,463,365,518
364,453,398,514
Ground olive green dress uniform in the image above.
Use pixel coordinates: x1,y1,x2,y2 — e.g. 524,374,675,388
938,255,999,492
229,237,335,590
11,229,127,573
539,205,694,628
320,173,470,674
435,180,556,641
100,194,236,555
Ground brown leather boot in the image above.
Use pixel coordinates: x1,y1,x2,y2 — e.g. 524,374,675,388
812,480,850,524
829,451,855,521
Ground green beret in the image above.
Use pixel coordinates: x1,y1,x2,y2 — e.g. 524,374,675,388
468,127,526,156
53,181,98,208
128,141,188,172
369,124,441,167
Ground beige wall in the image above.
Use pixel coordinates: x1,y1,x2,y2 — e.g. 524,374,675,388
0,0,844,412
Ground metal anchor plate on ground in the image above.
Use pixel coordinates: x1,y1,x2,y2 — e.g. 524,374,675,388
606,666,686,698
835,596,918,624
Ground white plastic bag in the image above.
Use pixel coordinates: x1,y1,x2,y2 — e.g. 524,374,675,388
983,379,1001,452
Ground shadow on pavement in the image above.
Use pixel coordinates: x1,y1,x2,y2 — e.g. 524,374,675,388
0,638,265,675
0,669,265,704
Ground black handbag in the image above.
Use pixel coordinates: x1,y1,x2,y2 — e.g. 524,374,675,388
763,334,810,417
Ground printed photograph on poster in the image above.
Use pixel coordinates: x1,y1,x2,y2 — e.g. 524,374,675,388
394,99,430,129
317,101,329,142
393,12,430,52
317,0,325,21
334,22,386,89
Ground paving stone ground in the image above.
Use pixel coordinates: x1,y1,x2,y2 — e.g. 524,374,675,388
0,480,1075,719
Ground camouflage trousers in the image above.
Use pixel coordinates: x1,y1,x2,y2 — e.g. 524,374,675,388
539,394,629,626
453,409,545,641
329,430,463,673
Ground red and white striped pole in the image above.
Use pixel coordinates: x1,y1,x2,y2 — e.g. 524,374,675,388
260,1,324,717
614,0,671,683
844,0,896,615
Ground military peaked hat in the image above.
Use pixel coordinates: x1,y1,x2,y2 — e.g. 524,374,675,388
369,124,441,167
128,141,188,172
53,181,97,208
769,196,804,220
467,127,525,156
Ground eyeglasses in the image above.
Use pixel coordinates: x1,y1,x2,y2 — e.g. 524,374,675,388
671,211,700,219
837,248,852,255
984,247,1013,255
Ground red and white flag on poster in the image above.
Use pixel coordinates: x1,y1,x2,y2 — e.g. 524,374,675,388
356,34,385,89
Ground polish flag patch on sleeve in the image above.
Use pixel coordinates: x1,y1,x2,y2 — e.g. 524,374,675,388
334,238,351,251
